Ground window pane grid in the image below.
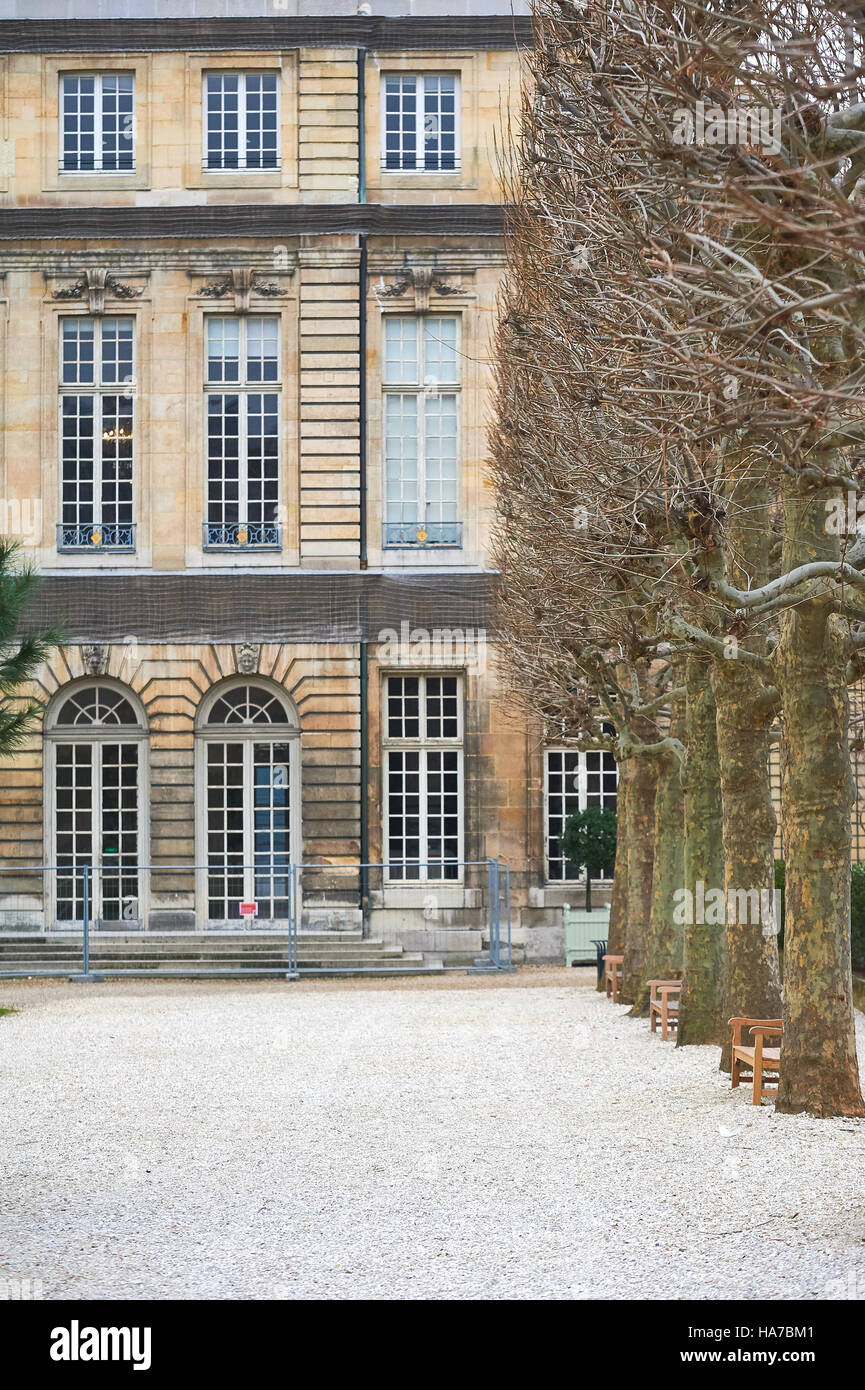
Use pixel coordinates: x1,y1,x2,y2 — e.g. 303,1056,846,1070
382,73,459,173
423,75,457,171
383,315,460,541
383,316,419,385
55,740,139,922
384,674,462,881
546,747,618,882
59,318,135,544
61,73,134,173
423,394,459,526
204,689,294,921
204,318,280,545
207,741,245,918
252,742,291,917
204,72,279,171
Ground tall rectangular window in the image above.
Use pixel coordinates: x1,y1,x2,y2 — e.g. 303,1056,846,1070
383,315,460,547
546,747,618,881
60,73,134,173
204,72,279,171
204,316,281,550
58,317,135,552
382,74,459,172
384,674,462,881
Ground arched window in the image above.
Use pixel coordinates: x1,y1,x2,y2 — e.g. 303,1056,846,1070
45,681,147,925
205,684,291,727
53,685,139,728
196,681,299,924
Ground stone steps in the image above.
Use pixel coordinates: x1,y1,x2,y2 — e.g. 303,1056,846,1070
0,933,441,975
0,931,365,943
0,941,404,955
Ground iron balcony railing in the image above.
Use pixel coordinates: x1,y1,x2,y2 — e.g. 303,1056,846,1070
202,158,281,172
382,520,462,548
59,159,136,174
202,521,282,551
380,159,462,174
57,522,136,552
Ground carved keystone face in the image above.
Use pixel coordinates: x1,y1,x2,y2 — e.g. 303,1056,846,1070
235,643,261,675
81,644,108,677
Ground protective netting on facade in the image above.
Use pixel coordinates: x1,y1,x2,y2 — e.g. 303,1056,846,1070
0,204,507,241
0,16,533,53
20,572,497,644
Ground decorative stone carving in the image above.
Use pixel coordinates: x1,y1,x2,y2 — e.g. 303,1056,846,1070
377,266,462,312
250,273,288,298
199,276,233,299
53,276,88,301
107,277,144,301
377,274,414,299
52,269,144,315
198,268,288,312
81,644,109,677
235,643,261,674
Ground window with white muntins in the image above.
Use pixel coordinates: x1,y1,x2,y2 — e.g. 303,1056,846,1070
197,682,299,923
60,73,135,173
382,315,461,548
59,317,135,553
382,74,460,173
204,316,281,550
47,683,146,925
384,674,463,881
545,747,618,881
204,72,279,171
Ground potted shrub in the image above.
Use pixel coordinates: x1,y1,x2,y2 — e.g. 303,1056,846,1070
561,806,618,966
562,805,618,912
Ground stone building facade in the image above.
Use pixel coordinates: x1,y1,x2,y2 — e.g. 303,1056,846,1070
0,5,619,963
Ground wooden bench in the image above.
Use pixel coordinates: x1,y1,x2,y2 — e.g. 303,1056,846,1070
649,979,682,1040
603,953,624,1002
729,1017,782,1105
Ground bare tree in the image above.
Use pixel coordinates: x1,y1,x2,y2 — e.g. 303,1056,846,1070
492,0,865,1114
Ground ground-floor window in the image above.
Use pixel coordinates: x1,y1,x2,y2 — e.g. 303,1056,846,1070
545,746,618,881
383,673,462,880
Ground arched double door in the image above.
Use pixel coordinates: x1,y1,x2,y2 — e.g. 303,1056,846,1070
45,680,148,926
195,680,301,925
45,676,301,928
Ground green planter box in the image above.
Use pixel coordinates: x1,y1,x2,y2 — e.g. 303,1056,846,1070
563,902,610,966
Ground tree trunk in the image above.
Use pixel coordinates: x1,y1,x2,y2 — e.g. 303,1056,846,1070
712,478,782,1071
604,766,628,988
629,686,685,1016
620,752,658,1005
678,655,726,1046
713,656,782,1070
775,476,864,1116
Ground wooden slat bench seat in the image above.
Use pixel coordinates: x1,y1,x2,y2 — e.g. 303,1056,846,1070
648,979,682,1040
729,1017,782,1105
603,953,624,1003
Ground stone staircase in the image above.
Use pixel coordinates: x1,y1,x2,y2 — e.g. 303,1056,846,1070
0,931,443,977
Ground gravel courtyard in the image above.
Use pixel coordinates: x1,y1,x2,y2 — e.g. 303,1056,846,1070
2,966,865,1301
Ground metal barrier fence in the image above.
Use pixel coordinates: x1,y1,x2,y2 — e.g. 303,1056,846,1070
0,859,511,978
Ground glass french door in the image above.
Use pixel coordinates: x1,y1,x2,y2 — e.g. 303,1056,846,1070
205,739,292,921
54,741,140,922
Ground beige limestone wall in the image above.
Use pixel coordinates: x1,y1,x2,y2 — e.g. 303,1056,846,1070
0,234,506,574
0,43,519,208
